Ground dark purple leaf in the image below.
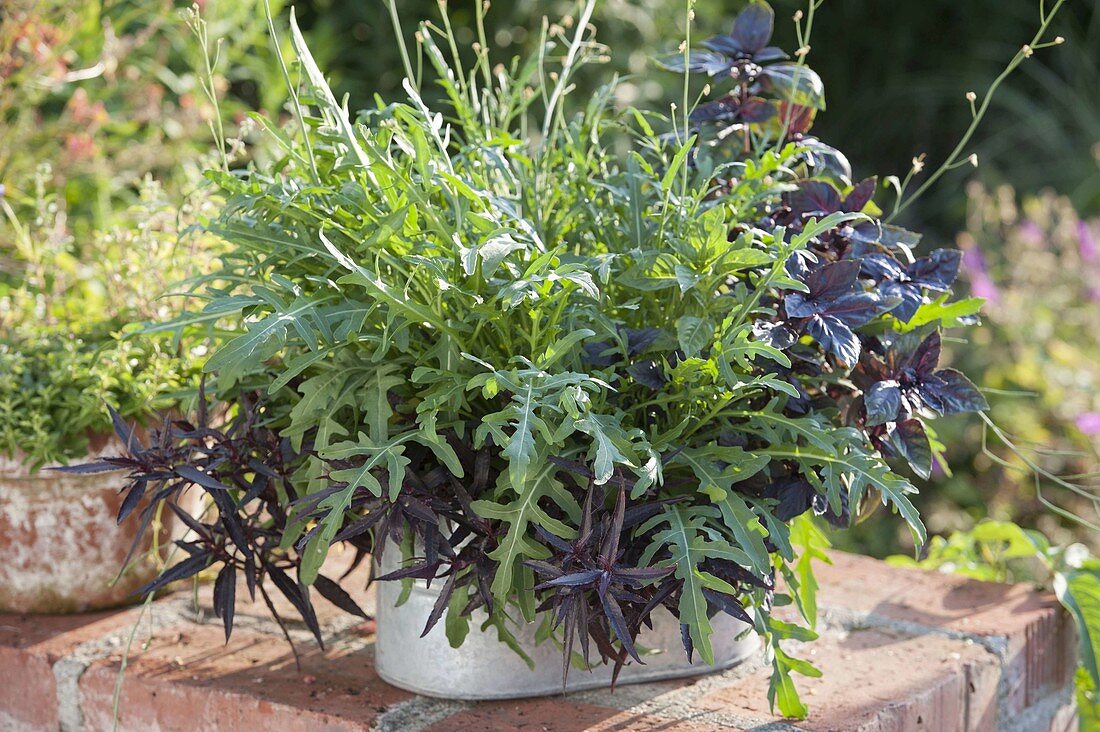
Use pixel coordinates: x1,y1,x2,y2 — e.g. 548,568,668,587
51,460,125,475
314,574,368,619
731,2,774,53
842,177,877,212
763,476,815,521
422,572,457,637
138,552,212,596
175,465,230,491
921,369,988,415
269,563,322,647
601,592,641,663
537,569,603,589
107,403,143,452
805,315,860,365
657,51,733,76
627,359,666,389
909,331,942,377
908,249,961,291
788,181,842,218
213,564,236,642
116,480,147,524
888,419,933,479
864,380,902,426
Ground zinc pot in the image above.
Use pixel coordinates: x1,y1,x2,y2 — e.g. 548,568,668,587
373,550,759,700
0,434,166,614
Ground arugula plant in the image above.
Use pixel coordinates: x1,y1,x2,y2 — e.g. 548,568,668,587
84,1,992,717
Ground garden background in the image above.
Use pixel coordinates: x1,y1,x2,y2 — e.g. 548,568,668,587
2,0,1099,713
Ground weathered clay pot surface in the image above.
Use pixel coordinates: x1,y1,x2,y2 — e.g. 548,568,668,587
0,433,165,614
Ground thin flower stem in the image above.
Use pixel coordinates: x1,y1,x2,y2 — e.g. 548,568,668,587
888,0,1067,221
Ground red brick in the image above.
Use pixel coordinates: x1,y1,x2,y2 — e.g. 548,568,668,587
814,552,1076,711
695,627,1001,731
0,606,146,729
78,622,411,732
425,698,730,732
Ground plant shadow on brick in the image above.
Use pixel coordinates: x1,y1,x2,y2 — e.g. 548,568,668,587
68,0,1076,719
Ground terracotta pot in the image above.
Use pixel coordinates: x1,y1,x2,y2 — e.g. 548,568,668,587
0,433,168,614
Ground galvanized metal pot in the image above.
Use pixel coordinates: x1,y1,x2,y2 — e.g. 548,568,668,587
373,550,759,700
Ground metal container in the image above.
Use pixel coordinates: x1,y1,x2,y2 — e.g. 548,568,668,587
373,551,759,700
0,434,168,614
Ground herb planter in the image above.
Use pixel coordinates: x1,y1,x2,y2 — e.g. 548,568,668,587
373,551,758,699
0,435,165,614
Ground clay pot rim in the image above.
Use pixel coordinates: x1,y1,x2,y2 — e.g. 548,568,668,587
0,427,147,480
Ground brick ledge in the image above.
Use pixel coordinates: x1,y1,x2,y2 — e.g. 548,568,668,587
0,552,1077,731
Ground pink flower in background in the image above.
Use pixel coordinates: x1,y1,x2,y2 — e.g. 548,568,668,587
1076,412,1100,435
1079,220,1098,264
961,247,999,304
1019,219,1044,245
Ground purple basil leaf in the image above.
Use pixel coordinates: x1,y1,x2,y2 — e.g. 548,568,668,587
889,419,933,480
763,476,815,521
879,282,924,323
908,249,961,291
783,291,821,318
805,259,861,301
731,2,774,54
754,46,789,63
625,327,662,356
805,314,860,365
842,177,877,212
627,359,667,389
753,320,799,349
821,291,884,327
908,331,942,376
921,368,989,415
812,491,850,529
789,180,842,218
860,253,906,282
657,51,733,76
865,380,902,426
701,34,742,56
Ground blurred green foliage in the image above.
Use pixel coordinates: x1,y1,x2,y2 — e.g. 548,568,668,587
292,0,1099,224
0,0,281,465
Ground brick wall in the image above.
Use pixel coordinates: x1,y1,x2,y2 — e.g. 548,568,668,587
0,552,1078,731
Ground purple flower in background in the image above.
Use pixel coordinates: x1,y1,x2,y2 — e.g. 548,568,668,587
1019,219,1044,246
961,247,999,304
1076,412,1100,435
1078,220,1098,264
